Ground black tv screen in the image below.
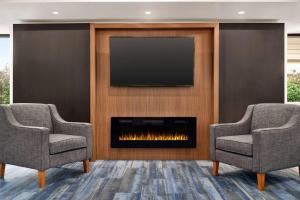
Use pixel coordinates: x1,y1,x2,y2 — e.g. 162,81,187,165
110,37,194,86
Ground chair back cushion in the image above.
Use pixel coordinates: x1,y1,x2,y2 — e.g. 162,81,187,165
10,103,53,132
251,103,296,131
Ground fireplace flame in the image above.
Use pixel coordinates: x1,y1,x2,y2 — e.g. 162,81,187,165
119,132,188,141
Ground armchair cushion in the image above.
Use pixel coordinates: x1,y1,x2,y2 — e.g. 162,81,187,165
0,106,50,170
10,103,53,132
210,104,254,160
49,134,86,155
251,104,295,131
216,135,253,156
48,104,92,159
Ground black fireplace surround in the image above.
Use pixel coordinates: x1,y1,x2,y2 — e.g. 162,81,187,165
111,117,196,148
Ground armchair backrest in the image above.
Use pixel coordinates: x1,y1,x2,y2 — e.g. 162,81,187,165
10,103,53,132
251,103,296,131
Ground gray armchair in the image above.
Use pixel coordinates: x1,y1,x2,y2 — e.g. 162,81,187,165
0,103,92,188
210,103,300,191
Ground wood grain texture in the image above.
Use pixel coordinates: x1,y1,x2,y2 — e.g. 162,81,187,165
0,163,5,178
90,24,96,160
257,173,265,191
213,24,220,123
38,170,46,188
92,23,218,29
13,24,90,123
2,161,300,199
91,23,219,160
219,23,284,123
83,160,90,173
213,161,219,176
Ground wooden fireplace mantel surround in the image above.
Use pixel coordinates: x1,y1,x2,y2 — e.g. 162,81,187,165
90,22,219,160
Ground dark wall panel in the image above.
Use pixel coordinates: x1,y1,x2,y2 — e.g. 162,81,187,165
219,23,285,123
13,24,90,122
13,23,284,124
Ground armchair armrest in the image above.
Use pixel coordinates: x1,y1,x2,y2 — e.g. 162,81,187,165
210,105,254,160
0,106,50,170
48,104,92,159
252,112,300,172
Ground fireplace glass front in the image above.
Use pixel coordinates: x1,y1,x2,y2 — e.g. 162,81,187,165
111,117,196,148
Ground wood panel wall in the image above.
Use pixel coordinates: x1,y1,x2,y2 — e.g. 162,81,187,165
219,23,285,123
13,24,90,122
90,23,219,160
12,23,285,160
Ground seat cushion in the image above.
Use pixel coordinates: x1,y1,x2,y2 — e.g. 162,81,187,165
216,135,253,156
49,134,86,155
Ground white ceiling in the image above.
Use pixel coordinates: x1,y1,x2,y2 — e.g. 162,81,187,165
0,0,300,34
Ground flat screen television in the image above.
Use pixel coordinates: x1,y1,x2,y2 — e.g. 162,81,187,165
110,37,194,87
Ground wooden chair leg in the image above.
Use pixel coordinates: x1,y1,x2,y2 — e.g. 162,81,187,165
257,173,265,191
0,163,5,178
83,160,90,173
213,161,219,176
38,170,46,188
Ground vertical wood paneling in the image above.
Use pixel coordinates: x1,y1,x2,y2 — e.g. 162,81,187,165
219,23,284,123
213,24,220,123
89,24,96,160
13,24,90,122
91,23,219,160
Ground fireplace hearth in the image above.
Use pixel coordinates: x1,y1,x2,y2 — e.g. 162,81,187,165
111,117,196,148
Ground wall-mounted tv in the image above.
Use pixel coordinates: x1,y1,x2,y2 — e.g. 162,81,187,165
110,37,195,87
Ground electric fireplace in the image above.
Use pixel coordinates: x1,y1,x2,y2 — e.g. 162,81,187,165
111,117,196,148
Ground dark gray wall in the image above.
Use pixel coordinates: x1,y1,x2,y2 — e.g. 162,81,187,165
13,24,90,122
219,23,285,123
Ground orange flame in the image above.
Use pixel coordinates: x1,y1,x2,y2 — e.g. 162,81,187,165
119,131,188,141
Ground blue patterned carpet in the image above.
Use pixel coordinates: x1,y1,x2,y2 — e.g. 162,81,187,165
0,160,299,200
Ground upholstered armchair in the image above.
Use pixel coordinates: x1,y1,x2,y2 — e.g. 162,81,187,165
0,103,92,188
210,103,300,191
